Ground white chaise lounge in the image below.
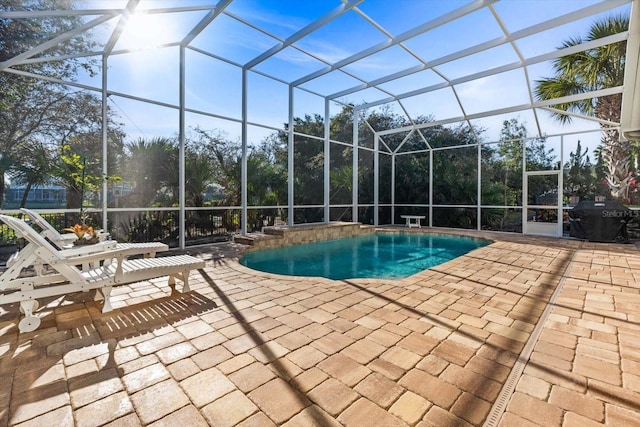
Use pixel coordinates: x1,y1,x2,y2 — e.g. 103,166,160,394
0,214,205,333
20,208,168,258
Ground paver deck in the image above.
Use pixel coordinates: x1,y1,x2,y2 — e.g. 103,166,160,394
1,229,639,426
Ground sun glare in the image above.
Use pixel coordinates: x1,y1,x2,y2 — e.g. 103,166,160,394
119,13,170,50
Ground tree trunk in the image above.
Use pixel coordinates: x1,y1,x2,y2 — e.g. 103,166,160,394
598,94,631,201
20,182,32,208
66,187,82,210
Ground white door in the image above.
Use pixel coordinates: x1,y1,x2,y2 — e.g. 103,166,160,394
524,171,562,237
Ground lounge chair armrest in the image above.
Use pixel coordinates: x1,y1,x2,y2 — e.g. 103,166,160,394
59,241,118,257
49,247,129,265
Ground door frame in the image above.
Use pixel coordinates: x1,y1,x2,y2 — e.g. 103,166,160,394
523,170,563,237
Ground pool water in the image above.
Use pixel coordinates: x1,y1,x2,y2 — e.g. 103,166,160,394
240,233,490,280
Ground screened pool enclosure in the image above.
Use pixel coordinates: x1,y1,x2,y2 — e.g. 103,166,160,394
2,0,640,248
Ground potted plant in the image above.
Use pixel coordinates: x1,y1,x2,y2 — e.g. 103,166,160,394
64,222,100,245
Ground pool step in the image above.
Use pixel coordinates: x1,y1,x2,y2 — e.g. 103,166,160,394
262,227,286,237
233,235,253,245
234,232,281,246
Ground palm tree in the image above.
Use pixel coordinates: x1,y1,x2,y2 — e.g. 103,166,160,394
535,15,630,201
9,141,52,208
185,152,216,207
125,137,177,206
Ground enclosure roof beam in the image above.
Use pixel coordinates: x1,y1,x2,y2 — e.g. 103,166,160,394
328,64,428,100
326,32,510,100
327,0,629,102
187,45,243,68
109,42,182,56
103,0,140,56
181,0,232,47
2,67,103,93
18,51,104,64
509,0,629,39
540,107,621,127
291,0,497,87
358,32,628,110
244,0,364,70
0,14,112,71
392,129,416,154
0,9,120,18
218,5,385,95
1,4,221,18
375,86,623,137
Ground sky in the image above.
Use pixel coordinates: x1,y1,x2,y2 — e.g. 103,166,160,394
60,0,633,164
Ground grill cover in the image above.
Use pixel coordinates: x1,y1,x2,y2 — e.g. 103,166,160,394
568,201,630,242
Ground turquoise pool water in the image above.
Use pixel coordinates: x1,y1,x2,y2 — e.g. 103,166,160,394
240,233,490,280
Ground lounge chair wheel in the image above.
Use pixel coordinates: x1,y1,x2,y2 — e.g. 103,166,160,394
19,316,41,333
19,300,39,314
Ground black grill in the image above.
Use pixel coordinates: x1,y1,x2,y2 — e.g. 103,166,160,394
568,201,631,243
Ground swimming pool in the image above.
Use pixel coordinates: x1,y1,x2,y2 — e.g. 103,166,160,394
240,233,490,280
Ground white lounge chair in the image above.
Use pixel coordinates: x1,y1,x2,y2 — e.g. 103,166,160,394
20,208,168,258
0,214,205,333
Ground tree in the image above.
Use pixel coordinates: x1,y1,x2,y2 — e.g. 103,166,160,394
1,0,100,207
485,119,555,230
57,144,98,211
184,153,216,207
122,137,177,207
564,140,597,201
8,141,51,208
190,128,242,206
286,116,325,208
48,92,125,209
535,15,630,200
495,119,526,208
496,119,554,187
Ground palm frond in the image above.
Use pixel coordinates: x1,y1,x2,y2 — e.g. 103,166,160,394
534,14,628,126
587,15,629,41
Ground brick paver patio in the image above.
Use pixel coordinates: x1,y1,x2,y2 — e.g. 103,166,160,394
1,229,639,426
